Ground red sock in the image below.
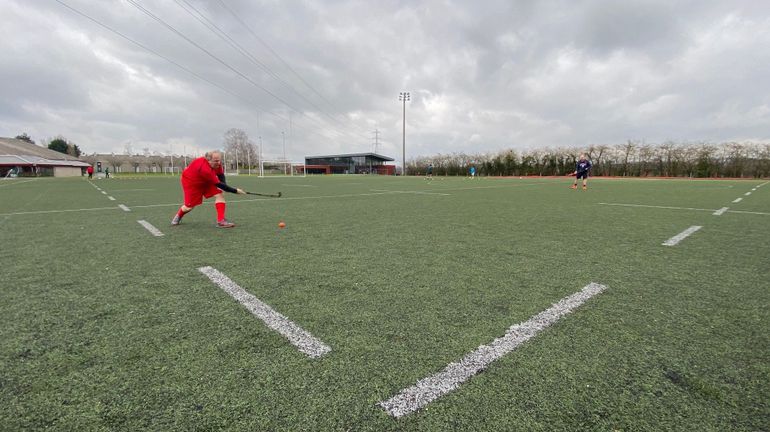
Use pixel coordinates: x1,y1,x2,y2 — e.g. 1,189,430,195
215,202,226,221
176,208,188,219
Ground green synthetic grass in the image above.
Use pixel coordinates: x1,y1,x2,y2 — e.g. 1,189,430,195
1,175,768,431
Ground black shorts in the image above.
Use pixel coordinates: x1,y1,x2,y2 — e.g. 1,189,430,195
576,171,588,180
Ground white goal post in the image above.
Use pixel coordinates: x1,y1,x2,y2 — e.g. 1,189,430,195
259,160,306,177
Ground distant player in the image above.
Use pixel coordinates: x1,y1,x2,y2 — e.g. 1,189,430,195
171,151,246,228
426,163,433,180
469,166,476,179
570,154,592,190
86,165,93,179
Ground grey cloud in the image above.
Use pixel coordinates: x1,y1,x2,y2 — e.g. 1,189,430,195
1,0,768,159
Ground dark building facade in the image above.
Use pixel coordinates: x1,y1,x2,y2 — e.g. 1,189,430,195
303,153,395,175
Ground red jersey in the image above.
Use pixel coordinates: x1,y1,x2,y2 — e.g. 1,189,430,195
182,157,224,188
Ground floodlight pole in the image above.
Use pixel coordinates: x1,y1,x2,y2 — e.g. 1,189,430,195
399,92,410,176
282,131,286,161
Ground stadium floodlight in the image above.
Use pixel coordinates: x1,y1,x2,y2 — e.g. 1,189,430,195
399,92,410,176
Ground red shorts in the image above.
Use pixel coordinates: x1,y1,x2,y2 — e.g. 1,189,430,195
182,181,222,208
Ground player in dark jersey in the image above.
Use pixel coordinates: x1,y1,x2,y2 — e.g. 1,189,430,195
171,151,245,228
570,154,592,190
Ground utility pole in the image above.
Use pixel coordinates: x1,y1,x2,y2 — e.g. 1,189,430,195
372,129,380,154
399,92,410,176
282,131,286,161
258,136,263,177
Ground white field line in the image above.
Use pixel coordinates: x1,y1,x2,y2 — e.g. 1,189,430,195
101,191,107,195
198,266,331,358
107,196,116,201
598,202,769,217
728,210,770,216
757,181,769,188
712,207,729,216
426,181,557,193
137,220,164,237
752,188,757,191
0,185,556,217
0,206,124,216
662,226,702,246
370,189,451,196
744,192,751,196
0,179,38,188
732,198,743,203
598,202,714,213
281,184,317,187
379,282,608,418
109,188,154,192
119,204,131,212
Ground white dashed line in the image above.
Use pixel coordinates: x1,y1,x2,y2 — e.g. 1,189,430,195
137,220,164,237
732,198,743,203
712,207,728,216
119,204,131,212
107,196,116,201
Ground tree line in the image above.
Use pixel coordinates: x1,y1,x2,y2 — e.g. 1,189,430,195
16,131,770,178
408,140,770,178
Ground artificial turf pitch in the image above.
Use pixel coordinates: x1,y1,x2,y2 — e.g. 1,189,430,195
1,175,768,431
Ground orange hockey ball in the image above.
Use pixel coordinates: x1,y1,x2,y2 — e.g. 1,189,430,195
278,222,286,228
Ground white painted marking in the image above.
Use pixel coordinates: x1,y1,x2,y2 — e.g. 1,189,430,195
101,191,107,195
107,196,116,201
728,210,770,216
0,206,124,216
744,192,751,196
599,203,714,213
370,189,450,196
757,181,769,188
662,226,702,246
732,198,743,203
110,188,154,192
137,220,164,237
0,179,38,188
281,184,317,188
379,283,608,417
752,188,757,191
119,204,131,212
599,202,770,217
198,266,331,358
712,207,728,216
0,186,557,217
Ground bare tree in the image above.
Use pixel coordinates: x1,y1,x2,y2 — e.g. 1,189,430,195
618,140,638,176
223,128,257,172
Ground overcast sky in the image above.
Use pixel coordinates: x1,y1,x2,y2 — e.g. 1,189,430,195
1,0,769,164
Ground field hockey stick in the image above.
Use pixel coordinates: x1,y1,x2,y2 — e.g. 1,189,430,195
246,191,282,198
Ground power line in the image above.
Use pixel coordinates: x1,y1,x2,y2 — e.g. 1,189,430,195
215,0,374,138
124,0,300,113
174,0,372,143
127,0,368,148
53,0,354,149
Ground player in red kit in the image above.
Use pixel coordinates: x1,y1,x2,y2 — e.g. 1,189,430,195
171,151,245,228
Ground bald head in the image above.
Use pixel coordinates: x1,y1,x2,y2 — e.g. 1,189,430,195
205,151,222,169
